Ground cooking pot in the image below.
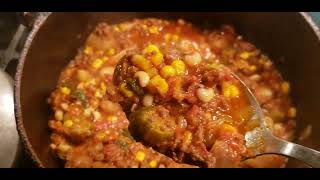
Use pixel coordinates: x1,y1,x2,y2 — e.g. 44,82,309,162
13,12,320,168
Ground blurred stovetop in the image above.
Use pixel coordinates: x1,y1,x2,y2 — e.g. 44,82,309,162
0,12,319,168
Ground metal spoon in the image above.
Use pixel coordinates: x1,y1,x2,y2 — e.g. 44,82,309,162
234,74,320,168
0,24,26,168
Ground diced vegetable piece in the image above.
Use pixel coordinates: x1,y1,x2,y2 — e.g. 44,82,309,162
129,107,175,145
77,70,91,82
184,52,202,66
55,110,64,121
92,58,104,69
222,82,239,98
148,75,169,96
134,71,150,87
160,65,176,78
149,26,158,34
196,88,215,103
71,89,88,106
126,78,145,96
60,87,71,95
171,59,186,76
287,107,297,118
142,94,154,107
135,151,145,161
131,55,152,71
64,120,74,128
240,51,251,60
281,81,290,94
149,160,158,168
119,82,134,98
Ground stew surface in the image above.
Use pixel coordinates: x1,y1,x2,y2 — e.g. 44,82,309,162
48,18,296,168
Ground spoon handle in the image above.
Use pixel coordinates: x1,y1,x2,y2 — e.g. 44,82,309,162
265,136,320,168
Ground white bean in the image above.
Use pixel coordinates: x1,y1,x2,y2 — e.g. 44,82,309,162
196,88,215,103
100,67,115,76
134,71,150,87
142,94,154,107
184,52,202,66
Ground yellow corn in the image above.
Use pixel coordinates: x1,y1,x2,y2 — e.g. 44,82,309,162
240,51,251,60
55,110,64,121
113,26,120,32
107,48,116,56
149,160,158,168
84,46,93,55
63,120,73,128
119,82,133,98
135,151,145,162
102,56,109,62
149,26,158,34
148,75,169,96
288,107,297,118
172,34,179,41
146,67,158,78
281,81,290,94
171,59,186,76
106,115,118,123
249,65,257,72
222,82,240,98
131,55,152,71
164,33,171,42
160,65,176,78
100,82,107,95
60,87,71,95
143,44,160,54
96,132,107,141
221,123,237,133
143,44,163,66
58,143,71,152
94,90,103,98
92,58,104,69
184,131,192,145
77,70,90,82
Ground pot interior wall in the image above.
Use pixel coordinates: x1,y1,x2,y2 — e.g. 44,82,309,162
18,12,320,167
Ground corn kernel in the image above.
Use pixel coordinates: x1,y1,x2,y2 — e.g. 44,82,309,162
60,87,71,95
106,115,118,123
100,82,107,95
149,160,158,168
120,82,134,97
83,108,92,117
288,107,297,118
55,110,64,121
222,82,240,98
92,58,104,69
135,151,145,162
95,90,103,98
113,26,120,32
164,33,171,42
221,123,237,133
131,55,152,71
149,26,158,34
146,68,158,78
172,34,179,41
281,81,290,94
63,120,73,128
143,44,160,54
58,143,71,152
151,52,164,66
84,46,93,55
171,59,186,76
96,132,107,141
240,51,251,60
77,70,90,82
160,65,176,78
148,75,169,96
102,56,109,62
249,65,257,72
107,48,116,56
184,131,192,145
97,50,104,56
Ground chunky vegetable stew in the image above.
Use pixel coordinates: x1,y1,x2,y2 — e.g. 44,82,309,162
48,18,296,168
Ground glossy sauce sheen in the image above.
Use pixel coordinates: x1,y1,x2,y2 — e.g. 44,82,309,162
48,19,296,168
